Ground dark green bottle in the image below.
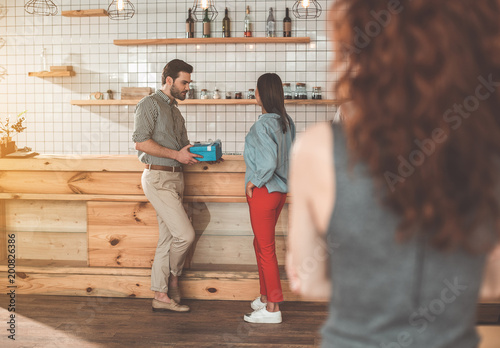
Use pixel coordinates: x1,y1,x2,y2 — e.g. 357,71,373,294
222,7,231,38
203,9,211,38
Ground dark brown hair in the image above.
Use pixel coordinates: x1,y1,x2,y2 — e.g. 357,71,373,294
257,73,289,133
333,0,500,252
161,59,193,85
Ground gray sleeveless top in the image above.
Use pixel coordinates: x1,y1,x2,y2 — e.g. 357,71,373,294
321,124,486,348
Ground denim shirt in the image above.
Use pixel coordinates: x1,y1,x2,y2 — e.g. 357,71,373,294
244,113,296,193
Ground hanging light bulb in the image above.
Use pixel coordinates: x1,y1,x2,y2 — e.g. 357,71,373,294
192,0,218,22
108,0,135,20
117,0,125,11
24,0,58,16
293,0,322,19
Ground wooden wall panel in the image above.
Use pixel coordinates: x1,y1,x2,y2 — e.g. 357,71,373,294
184,173,245,197
17,232,87,261
190,235,287,265
0,171,246,197
0,268,304,301
88,202,158,267
88,202,289,267
5,200,86,233
0,171,143,195
192,202,288,236
0,200,6,261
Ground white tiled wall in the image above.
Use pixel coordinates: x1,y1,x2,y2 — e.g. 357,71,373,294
0,0,338,155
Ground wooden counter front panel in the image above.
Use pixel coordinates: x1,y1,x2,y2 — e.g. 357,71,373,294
4,200,87,261
88,202,288,268
0,171,245,197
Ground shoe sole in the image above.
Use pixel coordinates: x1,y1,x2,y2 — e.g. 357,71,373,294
152,307,190,313
243,315,282,324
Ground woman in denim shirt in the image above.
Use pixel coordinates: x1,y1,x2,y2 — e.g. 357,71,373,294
243,73,295,324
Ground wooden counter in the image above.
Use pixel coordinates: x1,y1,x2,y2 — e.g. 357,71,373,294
0,155,297,301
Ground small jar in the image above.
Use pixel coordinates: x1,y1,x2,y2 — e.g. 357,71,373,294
247,89,255,99
235,92,242,99
295,83,307,99
312,87,322,100
283,83,293,99
188,81,196,99
200,89,208,99
225,91,232,99
213,87,221,99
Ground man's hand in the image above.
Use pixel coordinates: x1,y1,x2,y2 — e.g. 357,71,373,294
246,181,256,198
177,144,202,165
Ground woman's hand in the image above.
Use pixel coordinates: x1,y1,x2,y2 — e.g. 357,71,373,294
286,253,301,293
246,181,256,198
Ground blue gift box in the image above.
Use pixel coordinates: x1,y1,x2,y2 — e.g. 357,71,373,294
189,139,222,161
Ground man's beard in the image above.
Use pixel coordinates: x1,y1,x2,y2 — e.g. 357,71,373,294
170,85,187,101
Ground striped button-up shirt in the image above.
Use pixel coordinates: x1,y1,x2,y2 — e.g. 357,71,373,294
132,90,189,167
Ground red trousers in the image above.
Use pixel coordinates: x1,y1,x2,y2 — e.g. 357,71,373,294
247,186,286,303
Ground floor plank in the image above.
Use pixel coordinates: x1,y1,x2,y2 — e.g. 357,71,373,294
0,295,498,347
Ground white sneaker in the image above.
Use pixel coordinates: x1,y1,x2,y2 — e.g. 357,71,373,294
243,307,282,324
251,297,266,311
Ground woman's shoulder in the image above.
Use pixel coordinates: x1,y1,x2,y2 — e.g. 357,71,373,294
254,113,281,131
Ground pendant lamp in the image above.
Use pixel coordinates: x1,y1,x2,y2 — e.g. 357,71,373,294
24,0,58,16
108,0,136,20
292,0,322,19
192,0,218,22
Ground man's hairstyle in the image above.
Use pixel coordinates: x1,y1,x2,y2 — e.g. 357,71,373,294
161,59,193,85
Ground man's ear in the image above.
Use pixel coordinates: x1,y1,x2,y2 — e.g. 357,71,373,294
166,76,173,86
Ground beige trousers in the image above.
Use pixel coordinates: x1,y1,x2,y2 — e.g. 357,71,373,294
141,169,195,293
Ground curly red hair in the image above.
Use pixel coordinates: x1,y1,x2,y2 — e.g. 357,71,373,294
333,0,500,252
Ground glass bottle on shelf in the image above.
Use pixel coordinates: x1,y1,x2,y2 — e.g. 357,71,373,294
247,89,255,99
186,8,195,38
225,91,232,99
200,89,208,99
283,7,292,37
244,6,252,37
222,7,231,38
188,81,196,99
213,87,221,99
312,87,322,100
283,83,293,99
266,7,276,38
203,9,211,38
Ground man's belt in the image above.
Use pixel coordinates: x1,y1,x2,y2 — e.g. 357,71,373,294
145,164,183,172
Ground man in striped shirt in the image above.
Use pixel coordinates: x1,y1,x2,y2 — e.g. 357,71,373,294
132,59,201,312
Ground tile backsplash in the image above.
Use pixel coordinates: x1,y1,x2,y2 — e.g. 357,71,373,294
0,0,338,155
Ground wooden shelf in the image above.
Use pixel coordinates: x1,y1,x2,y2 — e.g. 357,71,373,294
71,99,339,106
114,37,311,46
61,9,108,17
29,71,75,77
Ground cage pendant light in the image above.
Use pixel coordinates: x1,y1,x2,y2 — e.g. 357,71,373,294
108,0,136,20
292,0,322,19
192,0,218,22
24,0,58,16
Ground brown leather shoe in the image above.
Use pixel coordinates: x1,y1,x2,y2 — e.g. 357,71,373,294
152,299,190,312
168,287,181,303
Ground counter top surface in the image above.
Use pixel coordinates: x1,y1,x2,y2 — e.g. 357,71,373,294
0,154,244,172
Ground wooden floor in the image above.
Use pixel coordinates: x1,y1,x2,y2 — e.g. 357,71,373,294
0,295,499,348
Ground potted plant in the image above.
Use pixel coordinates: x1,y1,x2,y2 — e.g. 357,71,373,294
0,111,26,157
